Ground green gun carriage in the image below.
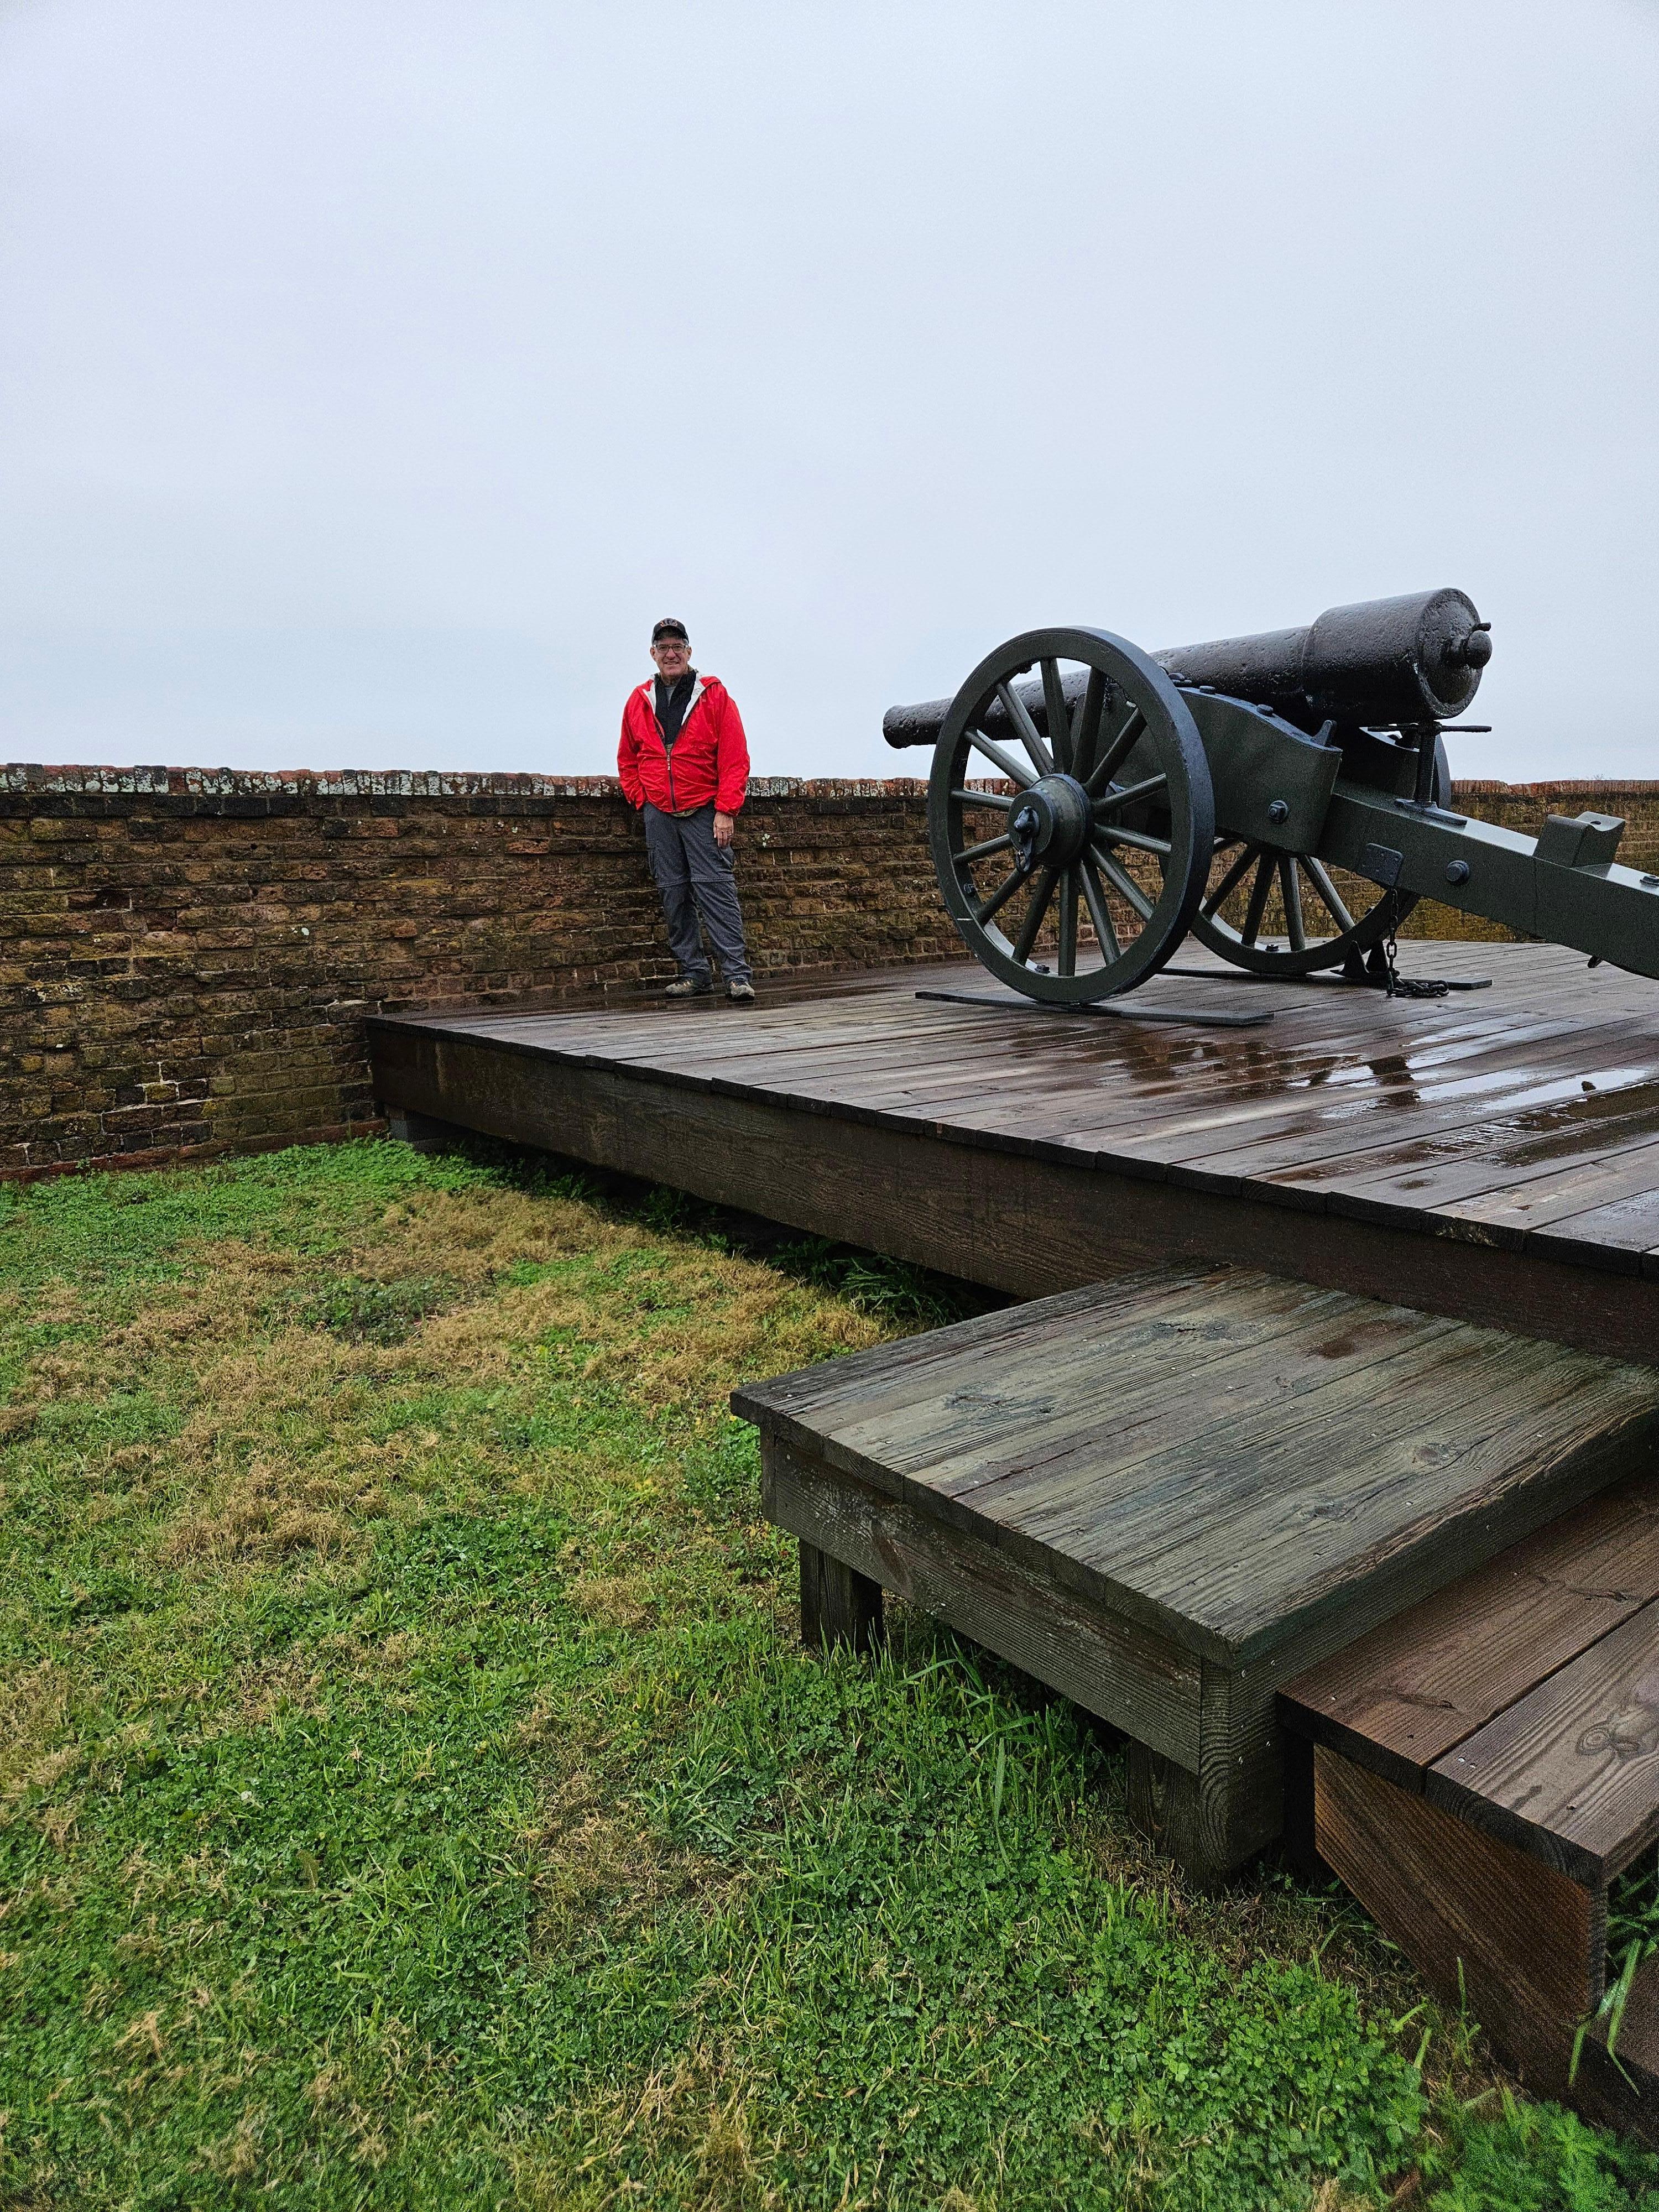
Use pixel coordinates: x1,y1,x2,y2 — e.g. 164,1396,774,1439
883,592,1657,1002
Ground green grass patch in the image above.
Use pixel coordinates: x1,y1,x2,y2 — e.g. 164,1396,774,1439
3,1139,1658,2209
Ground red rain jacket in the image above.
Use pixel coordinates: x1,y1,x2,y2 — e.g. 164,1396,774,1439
617,674,750,815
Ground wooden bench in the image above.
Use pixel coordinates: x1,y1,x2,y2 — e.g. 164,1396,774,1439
1282,1475,1659,2138
734,1263,1659,1884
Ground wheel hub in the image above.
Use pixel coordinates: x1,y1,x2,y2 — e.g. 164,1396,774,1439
1009,774,1093,875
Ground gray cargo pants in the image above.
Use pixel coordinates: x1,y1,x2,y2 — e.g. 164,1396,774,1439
641,802,752,987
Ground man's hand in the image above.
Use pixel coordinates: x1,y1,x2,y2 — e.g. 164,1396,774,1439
713,811,736,849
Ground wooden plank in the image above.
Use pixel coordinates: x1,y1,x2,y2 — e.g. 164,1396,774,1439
879,1294,1453,1501
1041,1009,1607,1144
1106,1351,1659,1653
734,1278,1141,1428
1531,1189,1659,1270
1117,1036,1659,1196
1428,1598,1659,1884
1257,1091,1659,1220
796,1272,1391,1499
762,1435,1204,1768
737,1269,1234,1448
1316,1744,1600,2100
1441,1142,1659,1249
867,1010,1547,1154
1094,1024,1659,1188
968,1328,1659,1662
747,1276,1537,1671
1280,1473,1659,1788
1239,1098,1659,1227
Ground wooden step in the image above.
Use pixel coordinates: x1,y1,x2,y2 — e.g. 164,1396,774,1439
734,1260,1659,1884
1282,1476,1659,2140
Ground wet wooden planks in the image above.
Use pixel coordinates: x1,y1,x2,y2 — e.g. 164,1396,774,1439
1278,1474,1659,1786
1283,1475,1659,2135
1284,1474,1659,1881
367,942,1659,1361
738,1262,1659,1880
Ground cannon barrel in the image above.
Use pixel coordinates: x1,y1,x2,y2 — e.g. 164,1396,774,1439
883,587,1491,749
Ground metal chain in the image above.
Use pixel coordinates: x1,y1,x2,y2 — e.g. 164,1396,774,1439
1381,888,1449,999
1383,890,1400,998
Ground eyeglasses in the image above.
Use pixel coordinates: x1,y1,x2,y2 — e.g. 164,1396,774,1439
653,639,688,650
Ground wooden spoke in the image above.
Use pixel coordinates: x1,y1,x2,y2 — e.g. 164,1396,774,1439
1092,822,1172,858
1079,858,1121,959
1093,773,1168,816
950,786,1016,812
965,726,1039,790
1071,669,1108,788
1088,840,1155,922
1304,857,1357,934
1057,866,1079,976
1239,853,1275,946
1203,842,1260,918
1279,855,1307,953
996,682,1055,778
1191,833,1412,978
1084,707,1146,796
1040,660,1073,773
975,864,1029,925
1010,868,1059,964
954,830,1014,867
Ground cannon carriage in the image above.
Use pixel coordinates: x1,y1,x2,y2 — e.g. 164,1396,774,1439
884,592,1658,1003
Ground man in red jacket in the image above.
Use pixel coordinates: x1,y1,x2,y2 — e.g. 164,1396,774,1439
618,617,755,1001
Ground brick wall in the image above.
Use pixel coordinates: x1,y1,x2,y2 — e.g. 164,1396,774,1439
0,768,959,1177
3,765,1656,1179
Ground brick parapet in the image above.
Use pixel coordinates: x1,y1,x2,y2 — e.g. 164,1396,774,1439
4,766,1657,1179
0,769,957,1178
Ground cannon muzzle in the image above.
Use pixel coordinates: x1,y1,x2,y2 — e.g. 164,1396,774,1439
883,588,1490,748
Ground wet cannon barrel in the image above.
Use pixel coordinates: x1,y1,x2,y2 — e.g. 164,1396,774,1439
882,587,1492,749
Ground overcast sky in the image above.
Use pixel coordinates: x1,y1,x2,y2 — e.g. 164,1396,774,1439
1,0,1655,782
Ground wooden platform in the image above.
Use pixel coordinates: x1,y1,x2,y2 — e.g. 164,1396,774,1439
733,1263,1659,1880
1283,1476,1659,2137
367,942,1659,1367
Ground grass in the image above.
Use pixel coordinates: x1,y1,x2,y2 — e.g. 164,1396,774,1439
2,1138,1658,2209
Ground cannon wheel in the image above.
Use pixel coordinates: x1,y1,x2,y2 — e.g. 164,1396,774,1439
929,628,1214,1004
1190,738,1452,977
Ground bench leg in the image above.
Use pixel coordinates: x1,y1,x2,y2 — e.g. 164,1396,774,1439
1125,1743,1250,1888
1126,1743,1206,1879
800,1541,883,1655
386,1108,465,1154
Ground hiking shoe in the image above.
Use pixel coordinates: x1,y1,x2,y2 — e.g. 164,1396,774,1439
665,975,713,998
727,980,757,1003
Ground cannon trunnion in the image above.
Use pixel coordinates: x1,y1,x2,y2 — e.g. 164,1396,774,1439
883,594,1659,1004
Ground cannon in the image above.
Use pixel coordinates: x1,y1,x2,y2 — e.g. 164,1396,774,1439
883,591,1659,1004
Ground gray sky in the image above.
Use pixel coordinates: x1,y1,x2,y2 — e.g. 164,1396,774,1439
1,0,1655,782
